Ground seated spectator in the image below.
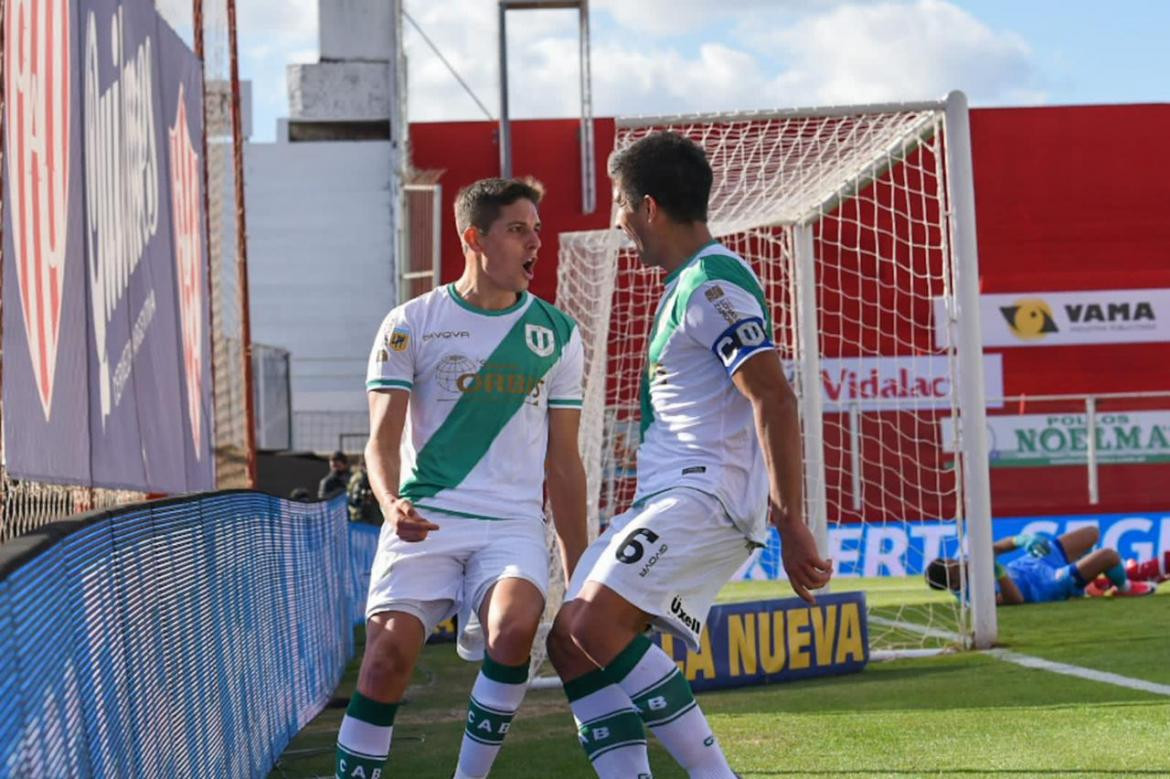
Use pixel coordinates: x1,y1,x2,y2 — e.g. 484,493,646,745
318,450,352,498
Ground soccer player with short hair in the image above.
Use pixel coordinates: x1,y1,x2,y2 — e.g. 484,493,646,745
335,177,588,779
926,525,1157,603
545,132,833,778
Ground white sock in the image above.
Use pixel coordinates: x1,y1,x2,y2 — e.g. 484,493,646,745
565,669,652,779
606,635,735,778
336,691,395,779
455,655,530,778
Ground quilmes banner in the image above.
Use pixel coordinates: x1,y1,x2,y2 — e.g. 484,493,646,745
651,592,869,692
940,411,1170,467
934,288,1170,348
2,0,213,492
736,512,1170,579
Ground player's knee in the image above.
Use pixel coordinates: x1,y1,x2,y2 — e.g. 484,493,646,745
1101,547,1121,567
485,619,539,665
565,602,605,658
362,632,415,688
545,610,578,668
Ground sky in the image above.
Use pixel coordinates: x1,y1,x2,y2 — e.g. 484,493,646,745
160,0,1170,143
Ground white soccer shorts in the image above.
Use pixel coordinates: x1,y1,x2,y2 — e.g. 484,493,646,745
365,509,550,643
566,488,753,651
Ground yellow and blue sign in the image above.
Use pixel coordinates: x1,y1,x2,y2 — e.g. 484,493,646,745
651,591,868,692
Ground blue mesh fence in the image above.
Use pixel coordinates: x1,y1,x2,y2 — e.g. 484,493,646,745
0,490,371,777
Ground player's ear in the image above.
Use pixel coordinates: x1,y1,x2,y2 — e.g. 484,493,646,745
463,225,483,253
643,194,658,223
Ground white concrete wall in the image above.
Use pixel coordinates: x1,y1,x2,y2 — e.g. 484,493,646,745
245,141,400,415
287,62,393,121
319,0,397,61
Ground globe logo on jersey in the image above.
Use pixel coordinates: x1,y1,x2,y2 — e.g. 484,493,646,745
5,0,72,419
525,324,555,357
436,354,479,394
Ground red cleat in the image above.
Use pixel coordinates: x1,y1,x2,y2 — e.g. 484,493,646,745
1084,576,1114,598
1117,580,1158,597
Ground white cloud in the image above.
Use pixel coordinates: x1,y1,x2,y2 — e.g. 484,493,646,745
233,0,1043,137
761,0,1041,106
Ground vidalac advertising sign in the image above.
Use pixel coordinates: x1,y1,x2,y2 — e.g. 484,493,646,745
940,412,1170,467
810,355,1004,412
934,289,1170,348
2,0,213,492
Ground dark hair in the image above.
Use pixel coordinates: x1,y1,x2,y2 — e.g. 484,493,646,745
608,131,712,223
331,450,348,464
454,177,544,237
924,558,955,591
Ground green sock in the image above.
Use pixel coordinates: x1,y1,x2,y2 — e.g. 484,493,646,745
336,690,397,778
1105,563,1130,591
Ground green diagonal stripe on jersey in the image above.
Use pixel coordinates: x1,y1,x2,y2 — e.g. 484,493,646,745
640,251,773,439
400,299,572,501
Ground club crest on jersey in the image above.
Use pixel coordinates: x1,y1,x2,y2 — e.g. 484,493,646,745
388,327,410,352
525,324,555,357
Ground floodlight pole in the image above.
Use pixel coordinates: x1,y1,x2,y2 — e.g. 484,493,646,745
498,0,596,213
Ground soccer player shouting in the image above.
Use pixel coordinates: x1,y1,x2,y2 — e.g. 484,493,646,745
546,132,833,778
335,178,588,778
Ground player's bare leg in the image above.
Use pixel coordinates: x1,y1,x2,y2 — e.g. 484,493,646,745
566,582,737,778
454,578,544,779
547,598,653,778
1078,547,1156,597
1058,526,1100,561
337,611,427,778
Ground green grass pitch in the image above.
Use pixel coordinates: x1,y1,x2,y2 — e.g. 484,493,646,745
270,579,1170,778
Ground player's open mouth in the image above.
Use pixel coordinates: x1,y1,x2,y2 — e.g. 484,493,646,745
522,258,536,279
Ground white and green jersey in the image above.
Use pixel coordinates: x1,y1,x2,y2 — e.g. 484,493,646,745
366,284,584,522
635,241,775,542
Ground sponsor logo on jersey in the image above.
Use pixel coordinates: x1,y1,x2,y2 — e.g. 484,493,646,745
704,285,725,301
423,330,471,340
712,299,741,324
375,348,389,363
389,327,410,351
435,355,544,402
638,542,669,578
681,466,706,475
525,324,555,357
670,595,702,636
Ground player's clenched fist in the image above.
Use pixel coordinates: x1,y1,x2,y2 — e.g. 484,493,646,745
390,498,439,542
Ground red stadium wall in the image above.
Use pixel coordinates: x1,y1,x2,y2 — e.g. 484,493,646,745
409,105,1170,520
408,118,616,304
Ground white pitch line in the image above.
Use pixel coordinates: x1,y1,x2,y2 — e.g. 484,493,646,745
985,649,1170,697
869,615,1170,697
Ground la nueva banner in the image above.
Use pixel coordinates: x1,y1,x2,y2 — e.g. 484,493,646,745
2,0,213,492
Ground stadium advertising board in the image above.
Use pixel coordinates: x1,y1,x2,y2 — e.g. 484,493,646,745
791,355,1004,412
737,511,1170,579
940,411,1170,467
2,0,213,491
933,289,1170,348
651,592,869,692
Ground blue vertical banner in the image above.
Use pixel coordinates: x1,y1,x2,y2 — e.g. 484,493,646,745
2,0,92,484
156,15,214,491
2,0,214,492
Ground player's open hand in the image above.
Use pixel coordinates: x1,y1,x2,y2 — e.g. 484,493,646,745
773,506,833,605
391,498,439,542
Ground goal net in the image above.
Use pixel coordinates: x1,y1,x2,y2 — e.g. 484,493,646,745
555,93,994,655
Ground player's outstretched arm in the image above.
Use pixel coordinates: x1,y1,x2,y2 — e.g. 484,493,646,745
545,407,588,583
366,389,438,542
731,351,833,604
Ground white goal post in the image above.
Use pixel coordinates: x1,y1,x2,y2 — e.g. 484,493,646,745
555,91,995,653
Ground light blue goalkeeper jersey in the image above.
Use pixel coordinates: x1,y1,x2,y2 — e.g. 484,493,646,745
366,284,584,522
634,241,776,543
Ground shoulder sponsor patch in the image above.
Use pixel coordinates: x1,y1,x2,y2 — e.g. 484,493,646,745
388,326,410,352
704,285,725,302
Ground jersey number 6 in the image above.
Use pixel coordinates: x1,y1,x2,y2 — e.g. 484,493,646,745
616,528,661,564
